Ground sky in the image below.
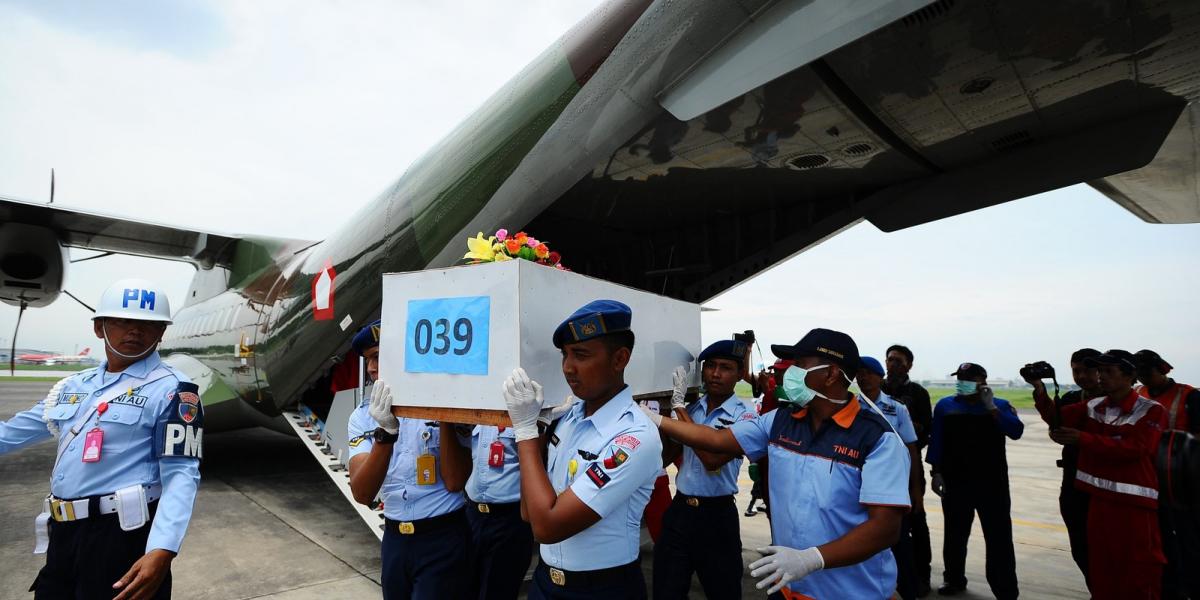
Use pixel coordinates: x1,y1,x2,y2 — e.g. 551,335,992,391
1,1,1198,383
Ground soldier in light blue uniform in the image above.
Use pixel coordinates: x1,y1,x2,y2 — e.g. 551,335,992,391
439,419,534,600
500,299,663,599
653,339,756,599
858,355,922,600
344,320,468,599
0,278,201,600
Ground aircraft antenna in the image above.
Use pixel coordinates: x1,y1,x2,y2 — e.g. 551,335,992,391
61,290,96,313
49,168,54,204
9,300,27,376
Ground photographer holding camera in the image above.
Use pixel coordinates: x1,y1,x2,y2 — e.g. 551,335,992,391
1022,349,1102,587
1033,350,1166,600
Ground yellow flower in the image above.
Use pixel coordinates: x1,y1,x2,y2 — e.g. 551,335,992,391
464,232,497,261
493,253,512,261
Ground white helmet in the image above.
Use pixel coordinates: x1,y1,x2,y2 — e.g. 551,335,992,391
92,278,173,323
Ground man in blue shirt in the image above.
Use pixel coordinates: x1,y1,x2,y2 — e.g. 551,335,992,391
858,356,921,600
0,278,202,600
644,328,910,599
927,362,1023,599
653,339,755,599
345,321,469,599
500,299,663,599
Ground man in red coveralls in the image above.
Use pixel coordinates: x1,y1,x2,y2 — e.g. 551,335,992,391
1034,349,1166,599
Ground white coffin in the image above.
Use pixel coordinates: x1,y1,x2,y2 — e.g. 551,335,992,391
379,259,700,421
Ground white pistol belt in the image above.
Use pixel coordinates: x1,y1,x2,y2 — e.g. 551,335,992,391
45,483,163,522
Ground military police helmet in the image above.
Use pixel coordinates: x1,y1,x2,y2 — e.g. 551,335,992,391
92,278,173,323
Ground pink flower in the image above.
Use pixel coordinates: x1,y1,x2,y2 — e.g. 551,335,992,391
495,228,508,241
526,237,539,248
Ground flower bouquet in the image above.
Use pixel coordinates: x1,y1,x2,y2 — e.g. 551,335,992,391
463,229,566,270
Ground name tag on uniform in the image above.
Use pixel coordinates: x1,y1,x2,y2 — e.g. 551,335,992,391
82,428,103,462
416,453,437,485
488,441,504,467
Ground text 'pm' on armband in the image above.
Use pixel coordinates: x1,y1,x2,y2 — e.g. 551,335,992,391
156,382,204,459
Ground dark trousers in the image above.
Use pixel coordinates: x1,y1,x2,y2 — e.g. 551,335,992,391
465,503,534,600
941,480,1019,599
652,494,743,599
1059,483,1090,586
1160,505,1200,599
910,507,932,587
32,501,170,599
892,513,917,600
529,561,646,599
381,510,470,600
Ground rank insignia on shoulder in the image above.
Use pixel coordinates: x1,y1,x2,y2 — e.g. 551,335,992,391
348,434,368,448
586,463,610,488
156,382,204,460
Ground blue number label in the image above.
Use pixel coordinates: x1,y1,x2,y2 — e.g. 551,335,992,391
405,296,489,375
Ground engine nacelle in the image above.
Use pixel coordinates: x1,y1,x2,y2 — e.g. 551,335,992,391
0,223,67,308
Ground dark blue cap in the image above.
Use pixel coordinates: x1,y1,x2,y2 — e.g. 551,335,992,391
859,356,884,377
770,328,861,375
698,339,748,364
950,362,987,379
351,320,382,353
552,299,632,348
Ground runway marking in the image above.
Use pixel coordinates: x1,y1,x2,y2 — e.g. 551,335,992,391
922,505,1068,532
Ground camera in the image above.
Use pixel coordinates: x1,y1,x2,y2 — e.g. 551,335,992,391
1020,361,1056,380
732,330,755,360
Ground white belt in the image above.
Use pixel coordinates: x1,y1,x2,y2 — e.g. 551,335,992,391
45,484,163,522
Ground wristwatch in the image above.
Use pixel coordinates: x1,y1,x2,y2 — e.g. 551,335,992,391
373,427,399,444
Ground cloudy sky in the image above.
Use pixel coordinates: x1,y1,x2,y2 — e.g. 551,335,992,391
2,1,1198,383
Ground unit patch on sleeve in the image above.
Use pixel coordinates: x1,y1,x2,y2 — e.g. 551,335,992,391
156,382,204,460
586,463,611,488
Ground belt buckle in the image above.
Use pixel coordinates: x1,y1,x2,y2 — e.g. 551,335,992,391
397,521,415,535
686,497,699,507
549,567,566,586
477,503,490,514
50,499,75,521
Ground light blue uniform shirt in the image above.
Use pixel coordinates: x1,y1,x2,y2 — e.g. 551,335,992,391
0,353,202,553
347,406,464,521
731,402,910,600
675,394,754,497
460,425,521,504
859,391,919,445
542,386,662,571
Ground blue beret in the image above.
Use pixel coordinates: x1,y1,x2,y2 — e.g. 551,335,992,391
859,356,884,377
698,339,748,364
351,320,382,353
552,299,632,348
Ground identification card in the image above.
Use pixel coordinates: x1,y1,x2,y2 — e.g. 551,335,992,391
82,428,103,463
416,453,437,485
488,440,505,468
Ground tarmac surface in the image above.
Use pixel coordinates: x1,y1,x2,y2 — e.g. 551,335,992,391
1,380,1089,599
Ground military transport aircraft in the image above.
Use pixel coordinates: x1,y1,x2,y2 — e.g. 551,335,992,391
2,0,1200,434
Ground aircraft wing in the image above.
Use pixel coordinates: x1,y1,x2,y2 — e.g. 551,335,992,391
0,195,245,269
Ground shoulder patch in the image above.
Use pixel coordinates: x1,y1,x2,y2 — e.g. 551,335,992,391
348,433,369,447
155,382,204,460
585,463,610,488
613,434,641,450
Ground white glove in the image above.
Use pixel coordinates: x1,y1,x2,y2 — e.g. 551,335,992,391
538,395,574,428
639,403,662,426
369,380,398,434
502,368,543,441
931,472,946,497
749,546,825,594
980,385,996,411
671,365,690,410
